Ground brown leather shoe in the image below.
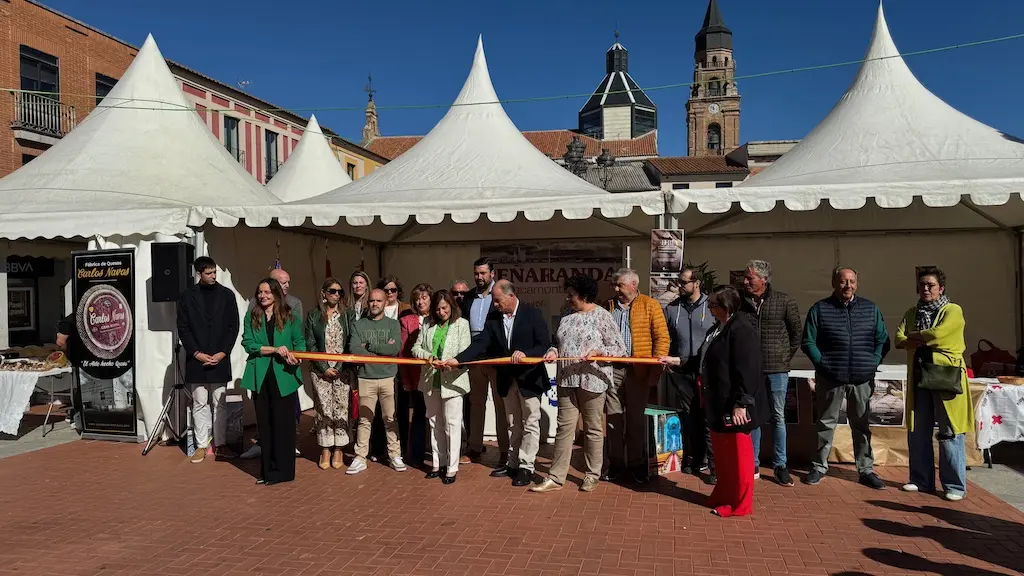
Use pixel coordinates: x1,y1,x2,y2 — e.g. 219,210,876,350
459,455,471,465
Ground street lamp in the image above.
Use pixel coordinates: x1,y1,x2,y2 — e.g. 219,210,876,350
596,148,616,190
562,135,587,176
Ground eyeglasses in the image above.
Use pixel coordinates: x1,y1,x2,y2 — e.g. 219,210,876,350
325,288,343,295
451,290,468,297
383,287,398,294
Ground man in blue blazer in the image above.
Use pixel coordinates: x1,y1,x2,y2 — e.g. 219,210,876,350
445,280,551,487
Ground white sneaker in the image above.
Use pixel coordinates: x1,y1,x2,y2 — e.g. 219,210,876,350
346,459,367,475
390,456,407,472
944,492,964,501
295,448,301,456
240,444,262,459
754,472,761,480
902,483,919,492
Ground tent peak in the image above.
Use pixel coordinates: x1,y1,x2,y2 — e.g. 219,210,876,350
866,1,899,61
306,114,323,135
453,35,498,107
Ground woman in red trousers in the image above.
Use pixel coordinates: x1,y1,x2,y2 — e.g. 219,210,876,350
663,285,767,517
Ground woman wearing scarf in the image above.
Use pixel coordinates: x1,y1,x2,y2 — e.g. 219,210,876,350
413,290,471,484
662,285,767,517
895,267,972,501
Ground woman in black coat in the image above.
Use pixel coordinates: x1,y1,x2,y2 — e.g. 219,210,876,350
662,285,766,517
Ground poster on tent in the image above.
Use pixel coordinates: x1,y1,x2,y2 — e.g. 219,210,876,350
650,275,678,308
71,249,139,442
481,242,620,332
650,230,684,273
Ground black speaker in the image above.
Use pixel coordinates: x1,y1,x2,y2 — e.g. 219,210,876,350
151,242,195,302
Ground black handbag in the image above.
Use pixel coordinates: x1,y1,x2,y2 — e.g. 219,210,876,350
915,349,964,395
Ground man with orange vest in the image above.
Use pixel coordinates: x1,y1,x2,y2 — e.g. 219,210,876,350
605,268,670,484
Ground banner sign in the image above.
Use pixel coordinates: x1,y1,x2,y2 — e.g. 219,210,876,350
482,242,620,332
650,229,684,274
71,249,139,441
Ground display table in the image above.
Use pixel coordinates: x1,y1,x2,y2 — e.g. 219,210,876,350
787,365,986,467
0,367,73,435
975,379,1024,460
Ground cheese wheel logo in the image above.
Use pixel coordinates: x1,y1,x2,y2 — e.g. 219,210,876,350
76,284,132,360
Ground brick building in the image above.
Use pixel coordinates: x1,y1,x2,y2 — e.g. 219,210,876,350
1,0,384,184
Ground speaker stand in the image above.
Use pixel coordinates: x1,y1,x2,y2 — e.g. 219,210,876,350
141,383,193,455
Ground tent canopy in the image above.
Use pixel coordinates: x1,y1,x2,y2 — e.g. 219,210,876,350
0,34,279,240
266,114,351,202
672,3,1024,217
214,36,662,229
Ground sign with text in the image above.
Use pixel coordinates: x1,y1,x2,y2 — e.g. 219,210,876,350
482,242,620,332
72,249,138,441
7,286,34,331
650,229,684,274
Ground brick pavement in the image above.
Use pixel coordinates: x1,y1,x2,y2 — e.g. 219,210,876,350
1,428,1023,576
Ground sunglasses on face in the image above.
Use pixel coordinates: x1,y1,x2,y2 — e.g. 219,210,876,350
325,288,343,295
452,291,468,297
383,287,398,294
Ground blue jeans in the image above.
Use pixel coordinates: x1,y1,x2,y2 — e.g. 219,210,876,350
908,386,967,496
751,372,788,469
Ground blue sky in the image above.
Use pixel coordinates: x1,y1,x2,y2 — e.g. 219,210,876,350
42,0,1024,157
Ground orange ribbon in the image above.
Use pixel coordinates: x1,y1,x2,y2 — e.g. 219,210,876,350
292,351,665,366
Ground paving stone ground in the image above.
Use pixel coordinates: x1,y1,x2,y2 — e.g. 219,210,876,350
1,420,1023,576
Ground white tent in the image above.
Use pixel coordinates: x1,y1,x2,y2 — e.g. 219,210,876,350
0,34,279,240
218,36,662,228
266,114,351,202
672,3,1024,218
664,3,1024,362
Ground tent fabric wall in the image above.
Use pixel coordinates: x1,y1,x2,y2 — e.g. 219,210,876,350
685,230,1017,367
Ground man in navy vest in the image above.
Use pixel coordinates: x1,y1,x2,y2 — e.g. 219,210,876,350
801,267,889,489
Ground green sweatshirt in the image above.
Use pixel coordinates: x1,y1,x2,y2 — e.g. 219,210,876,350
348,315,402,379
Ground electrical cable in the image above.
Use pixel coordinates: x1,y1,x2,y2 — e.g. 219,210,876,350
7,30,1024,115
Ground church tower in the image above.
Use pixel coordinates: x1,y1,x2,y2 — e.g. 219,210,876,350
686,0,740,156
578,34,657,140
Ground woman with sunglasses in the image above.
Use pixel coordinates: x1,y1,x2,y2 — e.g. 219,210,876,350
378,275,410,320
305,278,353,470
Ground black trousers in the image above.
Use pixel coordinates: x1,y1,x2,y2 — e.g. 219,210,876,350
254,376,296,483
666,368,714,470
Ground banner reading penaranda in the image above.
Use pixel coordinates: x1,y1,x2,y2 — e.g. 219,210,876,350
71,249,138,441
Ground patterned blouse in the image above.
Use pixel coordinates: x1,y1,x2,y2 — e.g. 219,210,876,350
324,311,343,369
549,307,628,393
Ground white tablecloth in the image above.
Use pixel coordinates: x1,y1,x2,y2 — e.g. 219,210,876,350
0,368,72,435
975,381,1024,450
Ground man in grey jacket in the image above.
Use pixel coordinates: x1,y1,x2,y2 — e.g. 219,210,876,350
664,266,716,480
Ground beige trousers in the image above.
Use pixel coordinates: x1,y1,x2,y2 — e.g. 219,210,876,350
504,380,542,472
354,377,400,461
426,390,464,474
548,387,606,485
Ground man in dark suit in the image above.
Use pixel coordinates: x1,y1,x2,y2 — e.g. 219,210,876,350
176,256,240,463
445,279,550,487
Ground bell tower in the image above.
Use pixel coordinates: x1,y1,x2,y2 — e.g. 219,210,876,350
686,0,740,156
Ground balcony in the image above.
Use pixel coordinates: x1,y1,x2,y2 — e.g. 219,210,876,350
11,92,77,146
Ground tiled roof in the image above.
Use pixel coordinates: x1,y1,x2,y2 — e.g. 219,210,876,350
366,130,658,161
579,162,658,193
646,155,748,176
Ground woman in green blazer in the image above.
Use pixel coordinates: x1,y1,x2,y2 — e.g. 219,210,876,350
895,267,973,501
241,277,305,485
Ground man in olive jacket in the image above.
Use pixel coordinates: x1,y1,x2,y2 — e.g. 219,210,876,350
801,267,889,489
740,259,801,487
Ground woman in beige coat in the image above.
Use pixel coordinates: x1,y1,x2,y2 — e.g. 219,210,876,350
413,290,471,484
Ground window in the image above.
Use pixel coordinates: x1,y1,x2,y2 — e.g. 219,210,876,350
716,182,733,188
706,77,722,97
633,108,657,137
346,163,356,179
707,123,722,151
711,56,718,65
95,73,117,105
264,130,278,181
224,116,240,161
20,46,58,96
671,183,689,190
579,111,602,139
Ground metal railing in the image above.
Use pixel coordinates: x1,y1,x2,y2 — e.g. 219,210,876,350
12,92,76,137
